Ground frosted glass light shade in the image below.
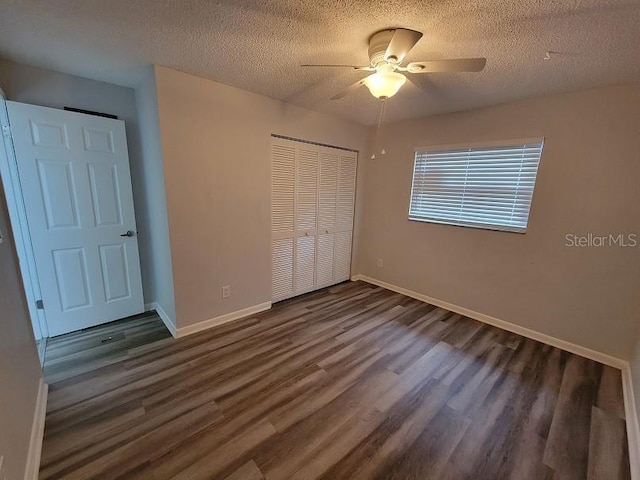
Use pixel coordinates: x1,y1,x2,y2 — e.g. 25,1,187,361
363,71,407,98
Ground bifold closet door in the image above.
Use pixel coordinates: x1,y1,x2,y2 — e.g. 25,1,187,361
334,149,357,282
316,147,339,288
294,146,319,294
271,141,296,301
271,137,319,301
272,137,356,302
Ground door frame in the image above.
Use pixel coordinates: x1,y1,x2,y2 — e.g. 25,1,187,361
0,89,49,340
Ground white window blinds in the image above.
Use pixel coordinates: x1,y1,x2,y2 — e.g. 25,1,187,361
409,139,544,233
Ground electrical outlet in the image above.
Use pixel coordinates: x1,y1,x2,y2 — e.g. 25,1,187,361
222,285,231,298
377,259,384,268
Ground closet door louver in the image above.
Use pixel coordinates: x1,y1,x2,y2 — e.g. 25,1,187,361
336,153,357,230
296,236,316,292
334,230,353,281
318,150,339,230
272,238,294,300
316,149,339,287
272,137,357,301
334,152,357,282
294,146,319,294
296,148,318,232
316,234,335,287
271,143,296,301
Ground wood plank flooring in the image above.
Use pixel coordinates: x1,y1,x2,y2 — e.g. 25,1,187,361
40,281,631,479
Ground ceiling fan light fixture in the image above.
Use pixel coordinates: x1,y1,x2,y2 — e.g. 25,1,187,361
363,71,406,99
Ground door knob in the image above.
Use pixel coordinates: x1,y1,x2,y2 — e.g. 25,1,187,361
120,230,135,237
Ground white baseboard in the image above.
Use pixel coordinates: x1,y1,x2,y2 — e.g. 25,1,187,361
24,377,48,480
144,301,272,339
176,301,272,338
145,302,177,338
351,274,626,369
622,365,640,480
352,273,640,475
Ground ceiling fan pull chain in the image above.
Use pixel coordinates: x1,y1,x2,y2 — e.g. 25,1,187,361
371,98,388,159
377,98,387,129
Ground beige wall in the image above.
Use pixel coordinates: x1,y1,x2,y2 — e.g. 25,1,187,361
154,66,369,327
134,67,176,321
0,179,42,479
632,337,640,442
356,85,640,359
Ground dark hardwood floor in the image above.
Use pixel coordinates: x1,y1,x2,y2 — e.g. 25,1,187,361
40,280,631,479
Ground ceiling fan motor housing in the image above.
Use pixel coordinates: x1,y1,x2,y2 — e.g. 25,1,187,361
318,27,485,101
368,29,396,66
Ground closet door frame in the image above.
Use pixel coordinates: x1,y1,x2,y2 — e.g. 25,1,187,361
271,136,358,302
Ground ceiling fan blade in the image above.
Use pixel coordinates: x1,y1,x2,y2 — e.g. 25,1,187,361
301,64,374,71
384,28,423,63
330,80,365,100
406,58,487,73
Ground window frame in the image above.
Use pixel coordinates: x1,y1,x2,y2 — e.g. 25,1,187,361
408,137,544,234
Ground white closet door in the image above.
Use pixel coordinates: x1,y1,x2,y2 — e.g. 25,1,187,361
272,238,294,300
296,235,316,292
316,148,339,287
294,145,318,294
334,151,357,282
334,230,353,281
271,141,296,301
296,147,318,232
316,233,335,287
271,137,356,301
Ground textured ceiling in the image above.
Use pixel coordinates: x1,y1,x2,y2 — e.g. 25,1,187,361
0,0,638,125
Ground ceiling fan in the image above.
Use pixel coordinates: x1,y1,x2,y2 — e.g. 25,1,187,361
302,28,487,100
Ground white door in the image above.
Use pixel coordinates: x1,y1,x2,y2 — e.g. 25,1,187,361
7,101,144,336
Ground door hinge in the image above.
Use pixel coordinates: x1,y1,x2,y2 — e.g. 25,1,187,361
1,124,11,138
36,299,44,310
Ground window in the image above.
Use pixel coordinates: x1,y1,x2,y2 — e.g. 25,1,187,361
409,138,544,233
